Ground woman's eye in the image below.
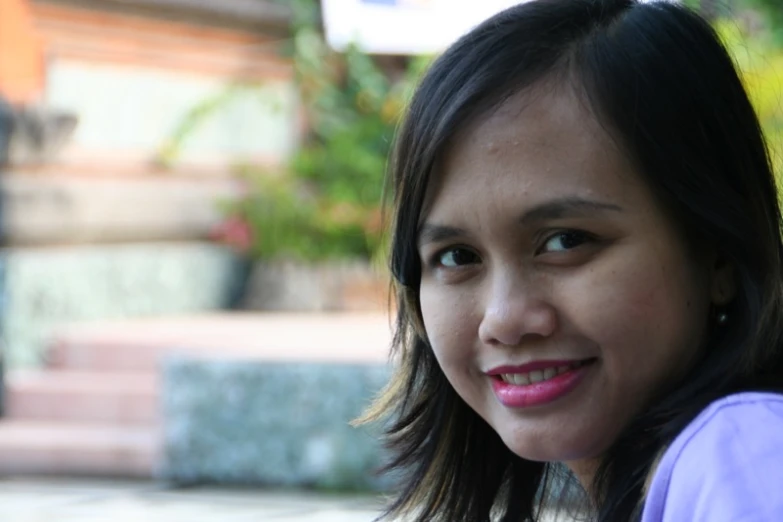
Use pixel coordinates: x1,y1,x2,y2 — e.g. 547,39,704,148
540,230,593,253
436,248,479,268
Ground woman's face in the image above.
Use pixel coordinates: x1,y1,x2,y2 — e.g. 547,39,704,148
417,84,730,476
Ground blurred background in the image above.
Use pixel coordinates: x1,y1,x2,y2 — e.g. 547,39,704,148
0,0,780,520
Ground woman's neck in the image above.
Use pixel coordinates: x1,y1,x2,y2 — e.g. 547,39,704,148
564,457,600,494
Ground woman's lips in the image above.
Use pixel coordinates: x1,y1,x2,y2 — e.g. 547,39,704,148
489,358,596,408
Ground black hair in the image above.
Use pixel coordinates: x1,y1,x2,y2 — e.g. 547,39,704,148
363,1,783,520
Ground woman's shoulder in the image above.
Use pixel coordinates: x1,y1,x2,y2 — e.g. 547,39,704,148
671,391,783,447
642,392,783,522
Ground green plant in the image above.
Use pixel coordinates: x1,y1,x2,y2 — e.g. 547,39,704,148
157,83,284,169
225,0,430,262
716,18,783,180
161,0,428,262
745,0,783,43
224,171,374,260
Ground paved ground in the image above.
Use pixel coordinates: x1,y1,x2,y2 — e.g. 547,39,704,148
0,477,385,522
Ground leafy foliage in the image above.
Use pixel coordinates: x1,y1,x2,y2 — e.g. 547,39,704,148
226,0,429,261
716,18,783,179
745,0,783,43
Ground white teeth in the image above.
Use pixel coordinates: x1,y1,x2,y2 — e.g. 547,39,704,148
501,373,531,385
500,363,580,386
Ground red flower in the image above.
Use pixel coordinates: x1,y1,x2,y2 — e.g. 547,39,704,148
210,217,254,253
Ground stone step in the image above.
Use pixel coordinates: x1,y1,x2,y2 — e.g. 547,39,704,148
0,420,158,478
1,313,392,482
0,174,241,245
1,242,244,370
162,357,392,490
4,370,158,425
47,313,391,373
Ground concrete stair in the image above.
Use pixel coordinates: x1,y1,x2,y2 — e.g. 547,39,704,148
46,314,392,372
0,173,242,245
1,368,160,477
0,420,158,477
4,371,158,425
0,313,391,478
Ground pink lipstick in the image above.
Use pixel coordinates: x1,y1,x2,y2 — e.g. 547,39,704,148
488,359,595,408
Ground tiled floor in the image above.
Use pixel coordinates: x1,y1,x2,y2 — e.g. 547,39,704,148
0,477,385,521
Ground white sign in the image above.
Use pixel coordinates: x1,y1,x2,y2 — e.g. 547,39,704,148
321,0,528,55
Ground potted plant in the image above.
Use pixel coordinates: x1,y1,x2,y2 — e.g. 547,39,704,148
213,0,429,311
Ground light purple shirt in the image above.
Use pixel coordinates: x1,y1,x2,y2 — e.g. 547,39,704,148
642,392,783,522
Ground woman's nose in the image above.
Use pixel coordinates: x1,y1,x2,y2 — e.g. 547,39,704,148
477,276,557,347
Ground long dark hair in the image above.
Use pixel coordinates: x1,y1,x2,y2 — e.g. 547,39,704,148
361,1,783,520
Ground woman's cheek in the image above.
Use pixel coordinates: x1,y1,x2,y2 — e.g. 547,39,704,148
421,285,479,366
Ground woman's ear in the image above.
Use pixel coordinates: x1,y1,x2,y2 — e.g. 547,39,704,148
710,252,737,306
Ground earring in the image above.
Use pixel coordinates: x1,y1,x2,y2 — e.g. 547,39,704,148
717,312,728,325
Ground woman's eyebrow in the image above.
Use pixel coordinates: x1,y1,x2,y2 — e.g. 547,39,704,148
418,198,623,247
519,197,623,224
417,224,465,247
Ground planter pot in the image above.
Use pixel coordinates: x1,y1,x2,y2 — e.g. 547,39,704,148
242,259,390,312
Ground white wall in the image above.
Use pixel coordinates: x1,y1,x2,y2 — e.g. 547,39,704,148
45,60,299,164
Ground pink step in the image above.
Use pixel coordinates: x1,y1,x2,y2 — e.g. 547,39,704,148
5,371,158,425
47,313,392,373
1,313,393,478
0,420,158,478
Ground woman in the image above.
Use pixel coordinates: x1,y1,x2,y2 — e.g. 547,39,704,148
361,0,783,520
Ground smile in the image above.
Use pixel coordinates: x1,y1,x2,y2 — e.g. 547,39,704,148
497,360,591,386
489,359,596,408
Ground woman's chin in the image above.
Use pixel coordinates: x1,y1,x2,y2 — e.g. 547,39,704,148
499,430,603,465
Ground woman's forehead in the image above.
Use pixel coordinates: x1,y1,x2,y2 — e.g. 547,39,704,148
425,86,625,210
447,76,592,147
